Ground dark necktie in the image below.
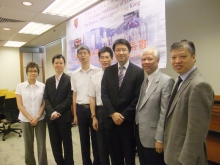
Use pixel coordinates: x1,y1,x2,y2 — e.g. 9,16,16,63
167,76,183,111
119,66,125,87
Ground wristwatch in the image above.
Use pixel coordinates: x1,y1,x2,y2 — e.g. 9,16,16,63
91,115,96,118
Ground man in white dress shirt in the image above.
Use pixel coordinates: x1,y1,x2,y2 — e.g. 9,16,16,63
89,47,113,165
71,45,101,165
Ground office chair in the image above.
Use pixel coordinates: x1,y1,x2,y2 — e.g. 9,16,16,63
0,95,5,133
1,97,22,141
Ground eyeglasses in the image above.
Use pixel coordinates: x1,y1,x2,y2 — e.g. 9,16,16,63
28,70,38,73
115,49,129,53
78,52,89,56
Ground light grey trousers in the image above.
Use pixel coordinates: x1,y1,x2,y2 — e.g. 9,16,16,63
21,119,48,165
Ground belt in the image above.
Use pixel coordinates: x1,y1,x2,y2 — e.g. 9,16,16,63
78,104,90,108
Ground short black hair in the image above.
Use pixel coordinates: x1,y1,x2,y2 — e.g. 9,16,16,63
98,47,114,58
77,45,90,54
170,39,195,55
26,62,40,74
112,39,131,53
52,54,66,64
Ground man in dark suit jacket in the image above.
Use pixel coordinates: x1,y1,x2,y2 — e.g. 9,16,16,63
164,40,214,165
44,54,74,165
101,39,144,165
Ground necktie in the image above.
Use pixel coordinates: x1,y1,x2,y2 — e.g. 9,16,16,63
167,76,183,111
119,66,125,87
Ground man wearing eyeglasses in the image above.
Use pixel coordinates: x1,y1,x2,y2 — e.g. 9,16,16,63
101,39,144,165
71,45,101,165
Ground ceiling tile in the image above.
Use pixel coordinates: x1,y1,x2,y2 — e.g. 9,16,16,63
2,0,55,12
33,14,67,25
11,33,37,42
0,6,38,21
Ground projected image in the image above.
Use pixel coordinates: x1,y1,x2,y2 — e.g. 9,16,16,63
124,10,140,30
66,0,167,71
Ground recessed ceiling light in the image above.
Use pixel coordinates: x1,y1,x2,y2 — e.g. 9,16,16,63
4,41,26,47
42,0,101,17
19,22,55,35
3,28,11,30
23,1,32,6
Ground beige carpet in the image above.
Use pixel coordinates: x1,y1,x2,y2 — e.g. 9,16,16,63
0,123,140,165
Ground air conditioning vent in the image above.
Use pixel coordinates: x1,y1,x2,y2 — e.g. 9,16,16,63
0,17,26,23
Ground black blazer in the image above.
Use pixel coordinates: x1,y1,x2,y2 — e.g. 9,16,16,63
44,73,73,124
101,62,144,129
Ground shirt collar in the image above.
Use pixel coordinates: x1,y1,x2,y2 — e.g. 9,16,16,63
179,65,196,82
24,80,40,88
118,60,129,69
147,68,159,82
80,64,96,72
55,73,63,81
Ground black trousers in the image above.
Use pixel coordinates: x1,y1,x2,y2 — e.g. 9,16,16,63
105,120,136,165
136,125,166,165
96,106,110,165
76,104,100,165
48,121,74,165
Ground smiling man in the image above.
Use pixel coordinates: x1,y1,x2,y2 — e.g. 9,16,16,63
89,47,113,165
101,39,144,165
135,47,174,165
44,54,74,165
164,39,214,165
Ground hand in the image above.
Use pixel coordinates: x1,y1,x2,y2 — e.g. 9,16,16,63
30,117,39,126
73,116,78,125
29,117,34,126
50,112,61,120
155,141,164,153
111,112,124,125
92,117,98,131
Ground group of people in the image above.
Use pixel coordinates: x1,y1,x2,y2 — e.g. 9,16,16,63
15,38,214,165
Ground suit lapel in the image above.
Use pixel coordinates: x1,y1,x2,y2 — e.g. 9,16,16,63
136,80,145,110
112,64,120,92
138,71,160,110
54,73,65,98
50,76,56,100
167,69,198,117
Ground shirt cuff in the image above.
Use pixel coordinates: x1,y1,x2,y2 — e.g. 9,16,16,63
51,111,57,117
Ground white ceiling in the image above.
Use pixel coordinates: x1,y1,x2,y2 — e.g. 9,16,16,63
0,0,69,47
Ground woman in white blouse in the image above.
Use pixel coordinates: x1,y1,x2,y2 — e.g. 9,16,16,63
16,62,48,165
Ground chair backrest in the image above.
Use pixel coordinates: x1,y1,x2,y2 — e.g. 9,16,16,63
3,98,19,121
0,95,5,113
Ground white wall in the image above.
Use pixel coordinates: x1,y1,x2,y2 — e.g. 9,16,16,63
0,47,21,90
161,0,220,94
45,40,63,79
